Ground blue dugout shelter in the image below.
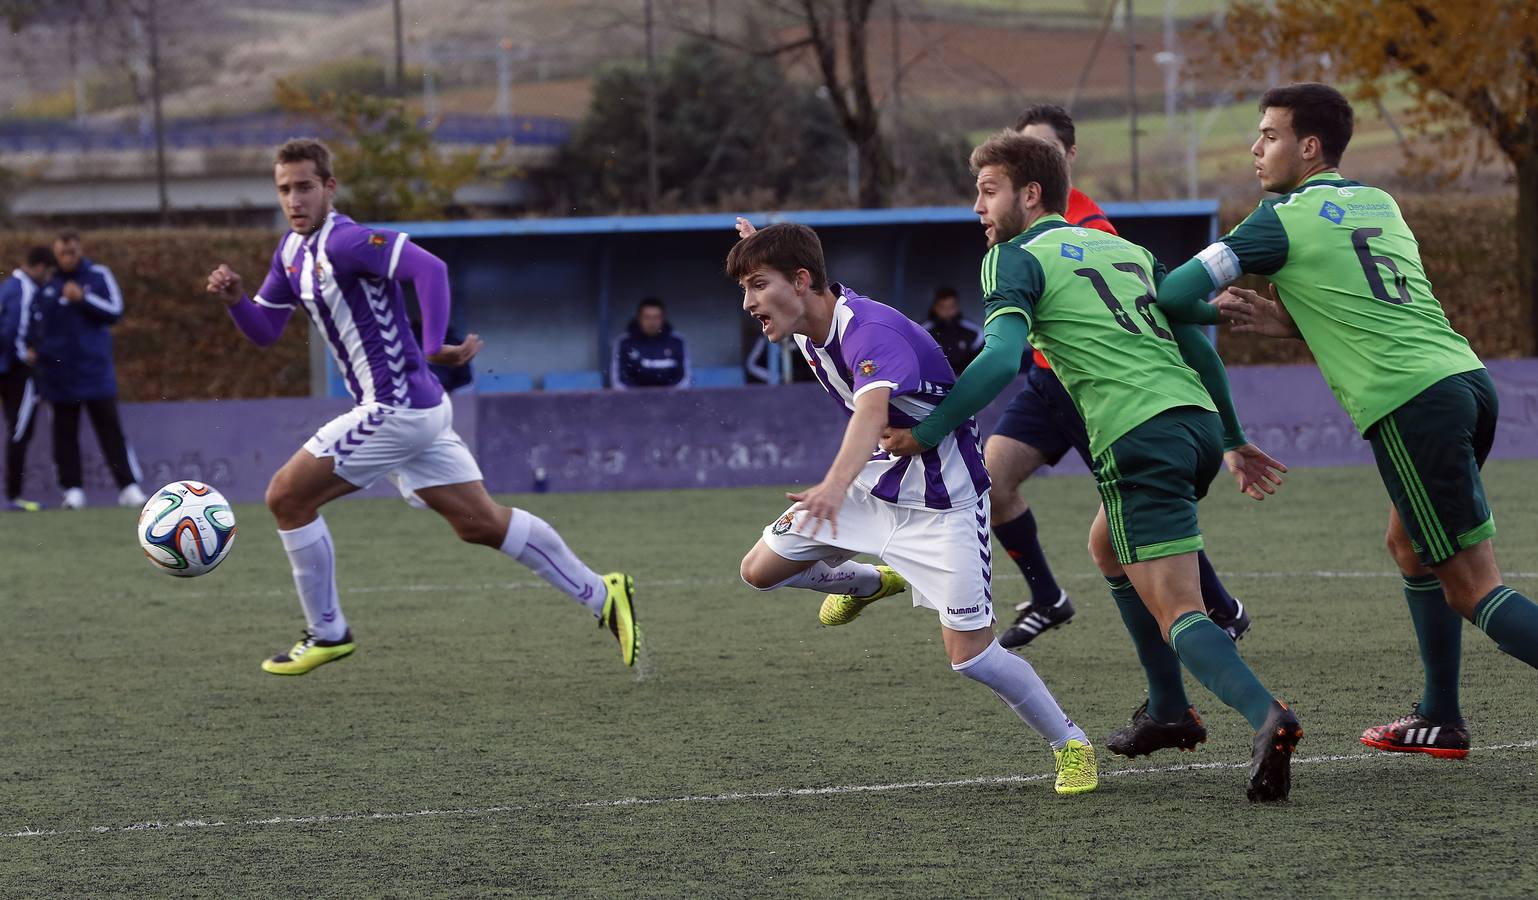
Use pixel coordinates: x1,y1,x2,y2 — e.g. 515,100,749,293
322,201,1219,396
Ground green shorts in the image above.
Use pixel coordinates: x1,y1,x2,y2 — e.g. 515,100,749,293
1366,369,1498,566
1092,406,1223,566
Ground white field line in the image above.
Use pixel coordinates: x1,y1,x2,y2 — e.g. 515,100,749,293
8,740,1537,841
159,569,1538,602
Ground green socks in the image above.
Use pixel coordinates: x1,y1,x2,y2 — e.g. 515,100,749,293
1108,577,1190,723
1168,611,1275,730
1402,576,1463,722
1473,585,1538,669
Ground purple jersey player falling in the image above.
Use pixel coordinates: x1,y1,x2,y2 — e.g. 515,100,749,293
253,210,443,409
797,284,991,509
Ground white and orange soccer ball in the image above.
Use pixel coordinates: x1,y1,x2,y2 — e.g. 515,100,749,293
137,481,237,577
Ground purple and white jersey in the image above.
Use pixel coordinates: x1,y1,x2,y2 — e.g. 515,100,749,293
255,211,443,409
799,285,990,510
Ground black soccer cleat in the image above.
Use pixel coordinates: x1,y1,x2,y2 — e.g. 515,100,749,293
1360,704,1470,759
1210,599,1251,642
1105,700,1208,758
1248,701,1303,803
999,591,1075,649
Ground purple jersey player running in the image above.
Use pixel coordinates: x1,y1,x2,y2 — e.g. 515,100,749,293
729,221,1097,795
204,138,639,675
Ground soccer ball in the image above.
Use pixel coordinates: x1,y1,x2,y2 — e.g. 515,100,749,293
137,481,237,577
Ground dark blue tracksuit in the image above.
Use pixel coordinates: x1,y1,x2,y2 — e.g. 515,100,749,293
24,257,138,490
0,270,43,499
610,320,690,389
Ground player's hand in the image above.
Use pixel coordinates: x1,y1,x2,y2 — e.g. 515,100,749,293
427,332,484,367
880,427,924,457
24,348,36,366
1214,286,1299,339
735,217,757,239
61,281,83,303
1223,442,1287,501
786,479,845,539
206,265,244,307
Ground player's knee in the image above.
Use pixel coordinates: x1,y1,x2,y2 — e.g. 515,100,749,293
264,476,306,525
739,557,777,591
448,512,504,547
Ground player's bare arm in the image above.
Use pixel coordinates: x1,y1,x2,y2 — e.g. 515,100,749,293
426,333,484,368
1215,286,1301,339
789,385,891,539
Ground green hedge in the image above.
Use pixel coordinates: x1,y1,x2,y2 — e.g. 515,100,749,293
0,230,308,402
8,198,1526,402
1215,193,1532,365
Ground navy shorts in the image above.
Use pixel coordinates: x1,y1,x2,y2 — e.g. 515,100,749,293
990,365,1092,467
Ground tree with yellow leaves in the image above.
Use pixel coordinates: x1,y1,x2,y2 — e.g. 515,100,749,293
1217,1,1538,345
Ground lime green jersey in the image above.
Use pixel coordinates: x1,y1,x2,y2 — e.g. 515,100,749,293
983,215,1215,456
1198,171,1483,433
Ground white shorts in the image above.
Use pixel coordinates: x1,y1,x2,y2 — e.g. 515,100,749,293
303,398,483,493
761,487,995,631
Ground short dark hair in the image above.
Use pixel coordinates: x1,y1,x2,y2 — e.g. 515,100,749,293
1014,103,1075,149
24,246,55,268
933,285,958,302
275,137,335,181
638,297,665,313
1259,82,1354,166
969,131,1069,215
725,223,828,292
54,229,80,245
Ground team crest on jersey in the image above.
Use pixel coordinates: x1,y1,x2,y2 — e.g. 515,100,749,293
313,264,327,284
1319,201,1346,224
1060,243,1084,261
771,512,795,535
368,233,388,248
858,359,878,377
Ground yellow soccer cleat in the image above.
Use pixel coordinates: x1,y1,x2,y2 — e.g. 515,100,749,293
600,572,640,667
1054,738,1099,796
818,565,907,626
261,630,356,676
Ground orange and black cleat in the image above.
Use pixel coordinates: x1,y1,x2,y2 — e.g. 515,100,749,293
1247,701,1303,802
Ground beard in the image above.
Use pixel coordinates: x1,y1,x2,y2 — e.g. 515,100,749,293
988,204,1026,247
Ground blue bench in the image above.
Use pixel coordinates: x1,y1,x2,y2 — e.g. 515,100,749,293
543,370,605,391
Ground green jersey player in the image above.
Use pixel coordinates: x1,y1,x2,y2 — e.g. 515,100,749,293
1155,82,1538,760
883,132,1300,802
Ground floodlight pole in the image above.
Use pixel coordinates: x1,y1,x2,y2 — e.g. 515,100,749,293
1125,0,1140,200
644,0,660,211
393,0,405,96
147,0,169,224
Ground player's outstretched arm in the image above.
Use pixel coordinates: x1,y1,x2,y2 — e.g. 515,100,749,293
789,386,891,539
207,263,291,347
1155,258,1222,325
888,312,1030,455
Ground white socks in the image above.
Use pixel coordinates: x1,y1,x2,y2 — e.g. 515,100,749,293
953,639,1086,749
757,559,884,596
501,508,607,615
277,516,348,642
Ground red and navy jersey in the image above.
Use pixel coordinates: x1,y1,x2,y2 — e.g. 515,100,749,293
1033,188,1117,370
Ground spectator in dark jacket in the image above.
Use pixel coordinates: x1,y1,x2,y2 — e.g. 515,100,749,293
611,297,689,389
0,246,53,510
922,286,984,374
26,231,144,509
